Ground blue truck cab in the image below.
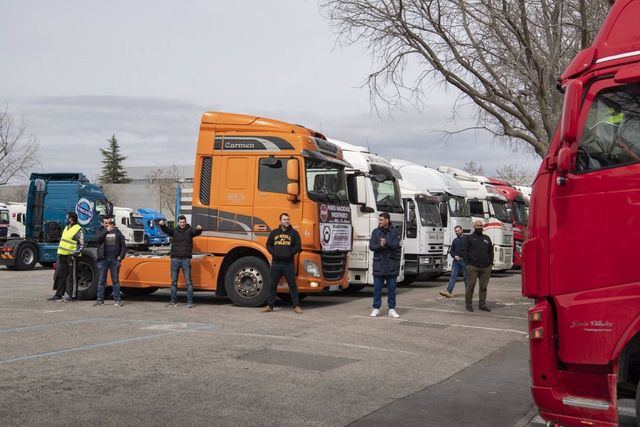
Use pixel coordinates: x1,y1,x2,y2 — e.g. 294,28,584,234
0,173,112,299
137,208,170,246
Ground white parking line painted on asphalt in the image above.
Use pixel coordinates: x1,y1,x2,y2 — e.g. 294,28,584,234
0,317,214,334
396,305,527,320
349,315,528,335
0,308,65,313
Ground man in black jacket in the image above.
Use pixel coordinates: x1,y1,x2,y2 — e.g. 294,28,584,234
462,220,494,312
94,215,127,306
261,213,303,314
369,212,402,318
160,215,202,308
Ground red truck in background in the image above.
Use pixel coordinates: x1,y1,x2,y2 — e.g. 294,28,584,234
487,179,527,269
523,0,640,425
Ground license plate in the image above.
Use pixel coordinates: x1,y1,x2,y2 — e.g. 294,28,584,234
329,285,340,292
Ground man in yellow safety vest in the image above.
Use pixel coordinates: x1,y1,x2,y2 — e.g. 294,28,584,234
47,212,85,302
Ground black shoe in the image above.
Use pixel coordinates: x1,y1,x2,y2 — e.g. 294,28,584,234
47,295,62,302
93,300,104,306
465,305,474,312
64,296,74,302
479,305,491,312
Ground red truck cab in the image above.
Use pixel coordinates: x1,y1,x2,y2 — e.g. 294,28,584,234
487,178,527,269
523,1,640,425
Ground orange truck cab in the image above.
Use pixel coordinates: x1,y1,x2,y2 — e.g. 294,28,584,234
119,112,352,306
523,0,640,425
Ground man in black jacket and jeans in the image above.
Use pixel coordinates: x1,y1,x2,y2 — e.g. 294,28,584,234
262,213,303,314
160,215,202,308
462,220,494,312
94,215,127,307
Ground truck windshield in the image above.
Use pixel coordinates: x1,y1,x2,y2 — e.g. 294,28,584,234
0,210,8,223
130,214,144,229
447,196,470,217
416,198,442,227
512,200,528,226
490,200,511,223
305,158,349,203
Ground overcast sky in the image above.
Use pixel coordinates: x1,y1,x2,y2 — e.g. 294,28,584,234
1,0,542,182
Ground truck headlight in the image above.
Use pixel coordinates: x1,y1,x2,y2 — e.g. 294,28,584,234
418,256,430,265
303,260,321,278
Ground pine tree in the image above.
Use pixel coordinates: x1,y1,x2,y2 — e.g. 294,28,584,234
99,134,130,183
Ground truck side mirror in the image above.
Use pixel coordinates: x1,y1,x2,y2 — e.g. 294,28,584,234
287,182,299,202
287,158,299,182
560,80,583,145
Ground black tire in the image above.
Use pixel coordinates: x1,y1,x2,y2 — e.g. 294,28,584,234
277,293,308,302
76,257,98,300
39,262,54,269
341,284,365,293
224,256,271,307
399,275,416,286
14,243,38,271
120,287,158,297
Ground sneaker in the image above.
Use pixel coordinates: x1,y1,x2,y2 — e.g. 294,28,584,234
47,295,62,302
187,302,193,309
465,305,474,312
439,291,453,298
369,308,380,317
260,306,273,313
166,302,177,308
479,305,491,312
388,309,400,318
113,301,123,307
293,306,303,314
93,300,104,307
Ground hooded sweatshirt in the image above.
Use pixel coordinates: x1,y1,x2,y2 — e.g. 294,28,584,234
266,226,301,263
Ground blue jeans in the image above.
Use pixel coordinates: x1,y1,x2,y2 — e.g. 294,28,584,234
447,259,468,293
373,275,397,309
170,258,193,304
97,259,121,302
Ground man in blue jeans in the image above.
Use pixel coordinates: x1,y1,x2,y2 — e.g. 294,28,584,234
369,212,402,318
160,215,202,308
94,215,126,307
440,225,467,298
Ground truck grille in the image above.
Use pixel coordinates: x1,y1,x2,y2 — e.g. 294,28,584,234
134,230,144,243
321,251,347,281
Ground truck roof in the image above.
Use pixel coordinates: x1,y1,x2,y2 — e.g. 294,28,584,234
398,179,435,199
29,172,90,183
390,159,467,198
201,112,326,139
487,178,526,202
439,166,508,202
329,139,396,172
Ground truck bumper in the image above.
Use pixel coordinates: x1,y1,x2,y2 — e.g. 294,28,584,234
404,254,446,278
0,242,17,266
532,386,618,427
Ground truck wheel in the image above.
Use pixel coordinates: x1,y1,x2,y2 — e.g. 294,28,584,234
341,284,365,293
224,256,270,307
14,243,38,271
76,257,98,300
120,287,158,297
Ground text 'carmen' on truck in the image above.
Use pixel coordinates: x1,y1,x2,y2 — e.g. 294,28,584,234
119,112,353,306
523,0,640,425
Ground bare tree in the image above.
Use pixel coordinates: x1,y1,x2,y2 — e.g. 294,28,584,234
0,104,39,185
463,161,484,176
320,0,611,157
494,164,535,186
145,165,181,217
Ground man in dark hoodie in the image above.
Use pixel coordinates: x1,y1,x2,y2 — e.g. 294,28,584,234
262,213,303,314
93,215,127,307
369,212,402,318
462,220,494,313
160,215,202,308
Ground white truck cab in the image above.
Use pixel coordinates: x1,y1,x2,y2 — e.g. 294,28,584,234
391,159,472,271
8,202,26,238
398,179,445,283
0,202,9,241
438,167,514,271
329,139,405,290
113,207,145,247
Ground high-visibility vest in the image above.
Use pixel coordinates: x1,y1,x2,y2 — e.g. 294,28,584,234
57,224,83,256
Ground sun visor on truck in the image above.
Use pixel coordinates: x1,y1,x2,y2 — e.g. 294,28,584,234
301,149,352,168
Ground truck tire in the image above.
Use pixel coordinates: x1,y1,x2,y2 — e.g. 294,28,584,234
224,256,270,307
14,242,38,271
120,287,158,297
76,257,98,300
341,284,365,293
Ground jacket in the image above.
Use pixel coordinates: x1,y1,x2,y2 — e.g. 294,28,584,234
449,235,465,259
462,231,494,268
94,226,127,261
267,226,301,263
369,225,401,277
161,224,202,259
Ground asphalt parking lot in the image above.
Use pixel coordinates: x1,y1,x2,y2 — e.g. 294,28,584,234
0,268,634,426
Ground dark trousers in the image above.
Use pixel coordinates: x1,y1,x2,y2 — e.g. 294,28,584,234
170,258,193,304
267,262,299,307
465,264,492,307
54,255,74,297
97,259,121,302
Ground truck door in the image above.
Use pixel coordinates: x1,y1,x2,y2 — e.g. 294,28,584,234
217,156,256,240
550,80,640,362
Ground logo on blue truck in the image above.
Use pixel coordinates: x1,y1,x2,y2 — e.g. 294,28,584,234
75,198,94,225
